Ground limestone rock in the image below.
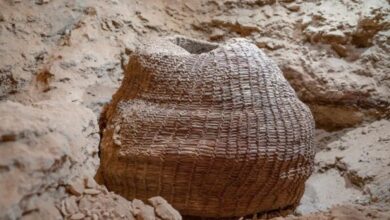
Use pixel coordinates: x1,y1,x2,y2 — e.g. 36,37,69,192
133,199,156,220
70,213,85,220
59,179,136,220
148,197,182,220
0,101,99,220
315,120,390,203
84,176,98,189
64,196,79,216
84,189,101,195
67,179,85,196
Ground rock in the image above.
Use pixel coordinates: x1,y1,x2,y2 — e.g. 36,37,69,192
133,199,156,220
148,197,181,220
322,30,348,44
209,29,225,41
84,189,101,195
74,186,135,219
70,212,85,220
255,37,285,50
297,169,366,214
304,27,348,45
286,4,300,12
283,205,390,220
78,196,94,211
132,199,145,212
35,0,50,5
0,101,99,220
67,178,85,196
84,7,97,16
20,197,62,220
298,119,390,215
64,196,79,216
0,70,18,99
331,43,348,57
351,13,387,48
316,120,390,203
84,176,98,189
199,17,260,37
91,214,99,220
309,105,364,130
137,205,155,220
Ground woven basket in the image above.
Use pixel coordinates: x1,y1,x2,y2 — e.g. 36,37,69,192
98,36,315,218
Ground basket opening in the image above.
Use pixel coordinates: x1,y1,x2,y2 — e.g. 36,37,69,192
172,37,219,54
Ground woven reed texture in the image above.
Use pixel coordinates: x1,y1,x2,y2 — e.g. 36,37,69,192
98,36,315,218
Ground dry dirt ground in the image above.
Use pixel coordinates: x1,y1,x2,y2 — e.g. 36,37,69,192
0,0,389,219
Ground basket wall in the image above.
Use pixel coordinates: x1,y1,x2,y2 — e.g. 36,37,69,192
98,36,315,218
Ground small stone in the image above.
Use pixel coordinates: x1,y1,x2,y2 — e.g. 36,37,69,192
99,185,109,194
148,197,181,220
64,196,79,215
287,4,300,12
78,196,94,212
84,188,101,195
323,30,347,44
137,205,156,220
331,44,348,57
209,29,225,41
35,0,50,5
132,199,156,220
84,176,98,189
85,210,92,216
60,200,67,216
71,212,85,220
92,214,99,220
103,212,110,218
67,179,85,196
84,7,97,16
255,37,284,50
132,199,144,210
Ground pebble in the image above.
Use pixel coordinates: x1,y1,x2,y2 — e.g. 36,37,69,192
35,0,50,5
84,176,98,189
71,213,85,220
67,179,85,196
287,4,300,12
92,214,99,220
148,197,182,220
65,196,79,215
84,189,101,195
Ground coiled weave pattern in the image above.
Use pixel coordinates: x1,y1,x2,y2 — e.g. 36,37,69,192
98,36,315,218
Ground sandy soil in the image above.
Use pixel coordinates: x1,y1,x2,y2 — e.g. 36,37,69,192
0,0,389,219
